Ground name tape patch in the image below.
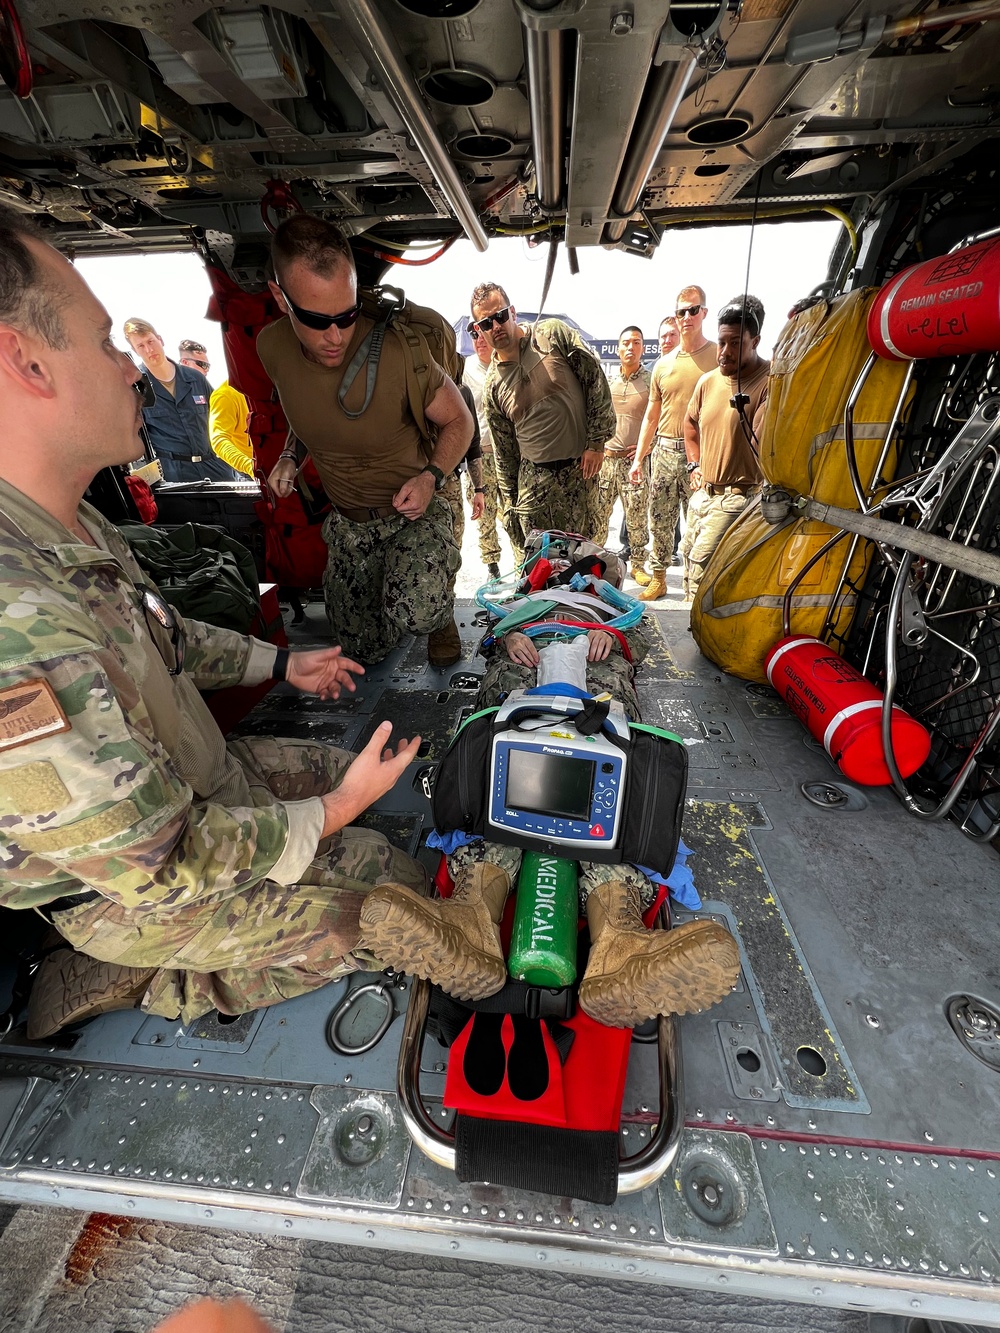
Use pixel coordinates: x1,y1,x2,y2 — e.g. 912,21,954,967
0,679,71,753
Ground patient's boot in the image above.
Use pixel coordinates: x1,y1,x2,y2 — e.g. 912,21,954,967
359,863,510,1001
579,880,741,1028
27,948,156,1039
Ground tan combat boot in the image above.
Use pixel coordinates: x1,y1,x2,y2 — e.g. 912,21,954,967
630,562,652,586
428,617,462,668
27,948,156,1039
637,573,667,601
358,863,510,1000
578,880,741,1028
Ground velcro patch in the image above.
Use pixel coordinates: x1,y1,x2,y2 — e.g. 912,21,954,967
0,761,71,815
0,679,70,753
18,798,139,854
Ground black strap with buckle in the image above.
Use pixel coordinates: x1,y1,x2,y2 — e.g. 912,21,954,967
37,890,101,923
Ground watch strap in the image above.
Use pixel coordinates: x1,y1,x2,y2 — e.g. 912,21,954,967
273,646,289,681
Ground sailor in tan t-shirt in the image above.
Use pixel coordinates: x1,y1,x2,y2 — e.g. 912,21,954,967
682,296,769,606
593,326,651,577
260,215,473,668
629,286,717,600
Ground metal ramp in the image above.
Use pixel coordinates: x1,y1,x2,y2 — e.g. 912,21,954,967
0,597,998,1328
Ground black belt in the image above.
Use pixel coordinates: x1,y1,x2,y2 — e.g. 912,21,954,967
38,890,101,922
333,503,398,523
530,456,578,472
155,449,203,462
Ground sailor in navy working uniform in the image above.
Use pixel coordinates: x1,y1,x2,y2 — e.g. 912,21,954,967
123,317,239,483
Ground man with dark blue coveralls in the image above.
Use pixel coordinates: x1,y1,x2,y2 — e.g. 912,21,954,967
123,318,238,483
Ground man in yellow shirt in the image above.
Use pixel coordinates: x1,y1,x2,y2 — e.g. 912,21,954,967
209,380,254,479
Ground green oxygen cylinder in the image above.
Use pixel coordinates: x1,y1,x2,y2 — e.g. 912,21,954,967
507,852,579,987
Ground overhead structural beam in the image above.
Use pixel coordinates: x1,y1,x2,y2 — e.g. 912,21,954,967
333,0,488,252
605,56,696,241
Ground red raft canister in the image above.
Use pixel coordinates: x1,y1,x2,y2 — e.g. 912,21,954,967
867,236,1000,362
764,636,931,785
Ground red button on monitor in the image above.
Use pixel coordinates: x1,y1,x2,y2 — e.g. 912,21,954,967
590,824,605,837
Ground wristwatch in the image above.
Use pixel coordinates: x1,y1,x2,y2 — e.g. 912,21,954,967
421,463,446,490
686,460,700,473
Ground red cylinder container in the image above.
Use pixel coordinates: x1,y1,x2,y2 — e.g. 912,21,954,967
764,636,932,785
867,236,1000,362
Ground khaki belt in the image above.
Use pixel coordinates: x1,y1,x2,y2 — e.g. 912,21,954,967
333,503,398,523
702,482,758,496
655,435,685,452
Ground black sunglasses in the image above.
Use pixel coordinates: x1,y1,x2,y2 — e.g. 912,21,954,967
191,358,210,371
133,373,156,409
676,304,704,319
278,284,362,332
469,305,513,335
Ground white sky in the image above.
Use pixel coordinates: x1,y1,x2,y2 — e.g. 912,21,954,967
78,218,841,377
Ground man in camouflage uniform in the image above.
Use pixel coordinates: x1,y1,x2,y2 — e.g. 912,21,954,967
470,283,615,560
593,326,651,580
360,586,741,1026
463,325,505,578
262,216,473,668
630,286,718,601
0,205,427,1035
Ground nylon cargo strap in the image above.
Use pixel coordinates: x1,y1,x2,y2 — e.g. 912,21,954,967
455,1116,620,1205
337,308,392,420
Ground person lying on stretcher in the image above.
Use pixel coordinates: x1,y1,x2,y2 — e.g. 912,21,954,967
359,542,740,1028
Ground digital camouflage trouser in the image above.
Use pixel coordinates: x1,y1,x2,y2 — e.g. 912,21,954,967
51,736,431,1026
465,451,502,568
684,487,756,604
441,471,465,597
593,453,649,555
648,443,691,572
320,497,460,663
507,457,597,558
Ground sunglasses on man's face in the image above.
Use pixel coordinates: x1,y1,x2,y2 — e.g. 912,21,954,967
278,285,363,332
676,304,704,319
191,358,209,371
469,305,513,336
132,374,156,409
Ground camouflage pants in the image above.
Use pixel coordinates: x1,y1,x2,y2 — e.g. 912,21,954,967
321,497,460,663
52,736,431,1027
477,640,643,723
593,453,649,553
465,452,502,568
648,444,691,572
448,842,655,912
440,471,465,597
441,471,465,551
507,457,596,558
685,487,756,604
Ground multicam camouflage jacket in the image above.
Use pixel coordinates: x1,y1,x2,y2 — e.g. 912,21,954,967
483,318,617,509
0,480,324,913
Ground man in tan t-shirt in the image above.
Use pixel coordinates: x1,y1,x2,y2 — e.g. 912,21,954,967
261,215,473,667
682,296,769,606
629,286,717,600
594,325,651,580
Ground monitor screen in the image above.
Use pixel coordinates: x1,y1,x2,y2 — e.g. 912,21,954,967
505,748,596,821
